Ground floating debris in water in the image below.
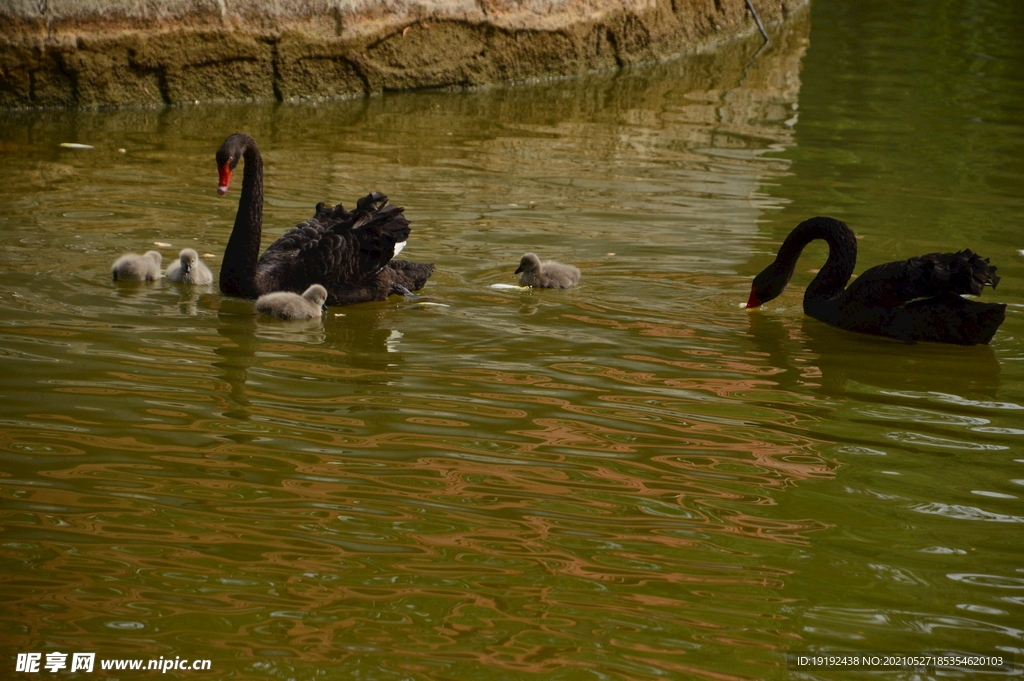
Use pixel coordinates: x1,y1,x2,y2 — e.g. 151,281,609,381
490,283,530,291
154,242,172,248
60,143,94,149
415,302,450,307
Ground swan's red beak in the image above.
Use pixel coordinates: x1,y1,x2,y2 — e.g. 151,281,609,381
745,288,762,309
217,163,233,196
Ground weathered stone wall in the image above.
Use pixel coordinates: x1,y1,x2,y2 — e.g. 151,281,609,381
0,0,808,109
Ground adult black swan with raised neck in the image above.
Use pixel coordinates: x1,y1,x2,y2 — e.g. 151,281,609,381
215,133,434,305
745,216,1006,345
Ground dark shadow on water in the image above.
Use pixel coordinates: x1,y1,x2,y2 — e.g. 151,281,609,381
213,299,259,426
745,309,1002,400
212,296,414,445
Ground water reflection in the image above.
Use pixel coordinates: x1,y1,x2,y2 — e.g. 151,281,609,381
3,3,1024,679
746,311,1003,396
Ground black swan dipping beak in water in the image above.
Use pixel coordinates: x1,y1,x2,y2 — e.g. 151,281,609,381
215,133,434,306
745,216,1006,345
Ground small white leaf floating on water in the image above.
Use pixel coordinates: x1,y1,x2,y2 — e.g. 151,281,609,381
490,283,530,291
415,302,450,307
118,148,127,153
60,143,94,149
1017,249,1024,256
154,242,172,248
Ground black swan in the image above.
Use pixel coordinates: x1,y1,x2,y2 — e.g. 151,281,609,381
745,216,1006,345
112,251,162,281
256,284,329,320
215,133,434,305
166,248,214,285
515,253,581,289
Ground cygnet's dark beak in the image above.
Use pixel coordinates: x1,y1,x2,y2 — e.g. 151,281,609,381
514,265,524,274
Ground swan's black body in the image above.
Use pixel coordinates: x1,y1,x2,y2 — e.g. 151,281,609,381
746,217,1005,345
216,133,434,306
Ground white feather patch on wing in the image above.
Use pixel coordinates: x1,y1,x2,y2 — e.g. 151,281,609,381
392,240,407,259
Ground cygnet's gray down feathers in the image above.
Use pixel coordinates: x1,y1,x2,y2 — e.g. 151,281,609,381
112,251,162,281
515,253,581,289
256,284,329,320
166,248,214,285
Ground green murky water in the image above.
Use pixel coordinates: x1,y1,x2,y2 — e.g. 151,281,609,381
2,1,1023,679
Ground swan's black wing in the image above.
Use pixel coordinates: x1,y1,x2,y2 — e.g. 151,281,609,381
828,250,1005,344
256,192,411,294
386,259,435,293
840,249,1000,309
898,294,1006,345
337,193,413,284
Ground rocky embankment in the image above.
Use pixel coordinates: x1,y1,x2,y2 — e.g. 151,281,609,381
0,0,808,109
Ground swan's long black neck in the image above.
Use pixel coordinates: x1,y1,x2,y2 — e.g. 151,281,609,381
774,216,858,308
220,137,263,298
